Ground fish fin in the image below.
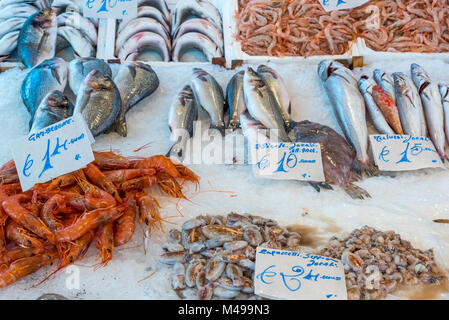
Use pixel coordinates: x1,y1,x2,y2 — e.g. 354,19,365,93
360,163,379,177
344,183,371,200
319,182,334,190
308,182,321,192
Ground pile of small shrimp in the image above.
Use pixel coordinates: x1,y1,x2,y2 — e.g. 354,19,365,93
0,151,199,288
236,0,449,57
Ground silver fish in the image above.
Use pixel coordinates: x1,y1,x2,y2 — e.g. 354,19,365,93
226,71,245,130
393,72,427,137
172,32,222,62
438,84,449,145
411,63,447,160
112,61,159,136
191,68,225,133
171,262,186,290
117,31,170,62
74,70,122,136
173,18,223,49
18,8,57,68
0,31,20,58
373,69,396,103
318,60,373,175
57,26,95,58
118,6,170,34
257,64,291,127
57,11,98,45
167,85,198,158
21,57,68,126
30,90,73,133
0,3,38,20
68,57,112,95
0,17,26,39
243,67,289,142
171,0,222,36
137,0,171,22
0,0,37,9
358,75,394,135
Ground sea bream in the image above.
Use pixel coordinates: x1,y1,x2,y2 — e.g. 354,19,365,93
74,70,121,137
171,0,222,36
393,72,427,136
57,26,95,58
190,68,225,133
30,90,74,133
21,57,68,127
118,6,170,34
173,18,223,49
411,63,447,160
17,8,57,68
68,57,112,96
226,71,246,130
172,32,222,62
358,76,394,135
112,62,160,137
167,85,198,159
373,69,395,103
438,84,449,145
317,60,374,175
117,31,170,62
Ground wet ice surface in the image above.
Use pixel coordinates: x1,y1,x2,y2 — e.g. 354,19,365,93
0,57,449,299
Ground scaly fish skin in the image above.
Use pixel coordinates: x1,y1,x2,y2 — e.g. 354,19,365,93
171,0,222,36
30,90,73,133
69,57,112,95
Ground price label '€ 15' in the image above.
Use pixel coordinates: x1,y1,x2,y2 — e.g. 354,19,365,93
84,0,137,19
11,114,95,191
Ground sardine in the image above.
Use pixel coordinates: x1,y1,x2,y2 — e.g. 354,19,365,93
411,63,447,160
21,57,68,126
0,31,20,58
0,3,38,20
393,72,427,136
18,8,57,68
68,57,112,95
118,6,170,34
317,60,374,176
115,18,170,54
226,71,245,130
167,85,198,158
0,17,26,39
137,0,171,22
438,84,449,145
373,69,395,103
172,32,222,62
57,11,98,45
30,90,73,133
257,64,291,127
371,85,404,134
112,62,159,136
171,0,221,35
243,67,289,142
190,68,225,133
117,31,170,62
57,26,95,58
358,76,394,135
74,70,122,136
173,18,223,49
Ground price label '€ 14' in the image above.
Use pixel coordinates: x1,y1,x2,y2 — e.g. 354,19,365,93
84,0,137,19
11,114,95,191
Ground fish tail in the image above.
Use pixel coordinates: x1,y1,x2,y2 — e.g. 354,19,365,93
344,183,371,200
360,162,378,177
113,119,127,137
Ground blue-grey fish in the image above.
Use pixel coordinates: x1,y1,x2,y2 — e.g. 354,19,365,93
373,69,395,103
57,26,95,58
171,0,222,36
30,90,73,133
0,31,20,59
138,0,171,22
0,2,38,20
117,31,170,62
226,71,245,130
0,17,26,40
118,6,170,34
172,32,222,62
68,57,112,95
173,18,223,50
57,11,98,45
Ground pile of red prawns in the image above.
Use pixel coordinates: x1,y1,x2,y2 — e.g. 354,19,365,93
236,0,449,57
0,151,199,288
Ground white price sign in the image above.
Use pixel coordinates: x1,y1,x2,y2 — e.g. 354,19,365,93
11,114,95,191
84,0,137,19
369,134,444,172
319,0,370,11
250,142,325,182
254,248,347,300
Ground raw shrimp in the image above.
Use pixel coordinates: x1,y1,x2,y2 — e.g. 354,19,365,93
83,163,122,202
93,151,131,170
103,168,156,183
0,162,18,185
136,193,163,234
156,172,185,199
0,247,37,265
96,222,114,267
6,220,46,250
120,176,157,192
40,194,66,230
74,172,116,209
135,155,181,178
174,164,200,186
114,196,137,247
46,173,77,190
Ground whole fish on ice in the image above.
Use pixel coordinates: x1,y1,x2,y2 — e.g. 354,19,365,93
68,57,112,95
57,11,98,45
171,0,222,35
0,31,20,59
57,26,95,58
371,85,404,134
117,31,170,62
0,17,26,40
138,0,171,22
172,32,222,62
0,3,38,20
173,18,223,49
226,71,246,130
373,69,395,104
118,6,170,33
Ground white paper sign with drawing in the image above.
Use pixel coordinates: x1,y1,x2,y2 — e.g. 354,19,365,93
319,0,370,11
84,0,137,19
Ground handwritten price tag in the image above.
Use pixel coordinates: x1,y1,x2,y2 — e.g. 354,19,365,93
84,0,137,19
319,0,370,11
369,134,444,171
11,114,95,191
254,248,347,300
250,142,325,182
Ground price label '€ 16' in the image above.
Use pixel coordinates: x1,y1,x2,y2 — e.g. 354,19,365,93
84,0,137,19
11,114,95,191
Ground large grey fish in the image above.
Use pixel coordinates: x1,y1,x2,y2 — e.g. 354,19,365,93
439,84,449,145
358,75,394,135
137,0,171,22
167,85,198,158
117,31,170,62
57,26,95,58
289,120,370,200
171,0,222,36
393,72,427,137
411,63,447,160
173,18,223,49
0,31,20,59
191,68,225,133
172,32,222,62
318,60,375,176
0,3,38,20
68,57,112,96
257,64,291,128
226,70,245,130
373,69,395,103
112,62,159,137
30,90,74,133
0,17,26,39
74,70,121,137
57,11,98,45
243,67,289,142
17,8,57,68
21,57,68,127
118,6,170,34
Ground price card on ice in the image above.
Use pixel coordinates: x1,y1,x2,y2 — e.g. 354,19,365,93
319,0,370,11
254,248,347,300
11,114,95,191
84,0,137,19
369,134,444,172
250,142,325,182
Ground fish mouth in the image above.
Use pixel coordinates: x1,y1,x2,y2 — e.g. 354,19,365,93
317,60,333,80
36,8,56,26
